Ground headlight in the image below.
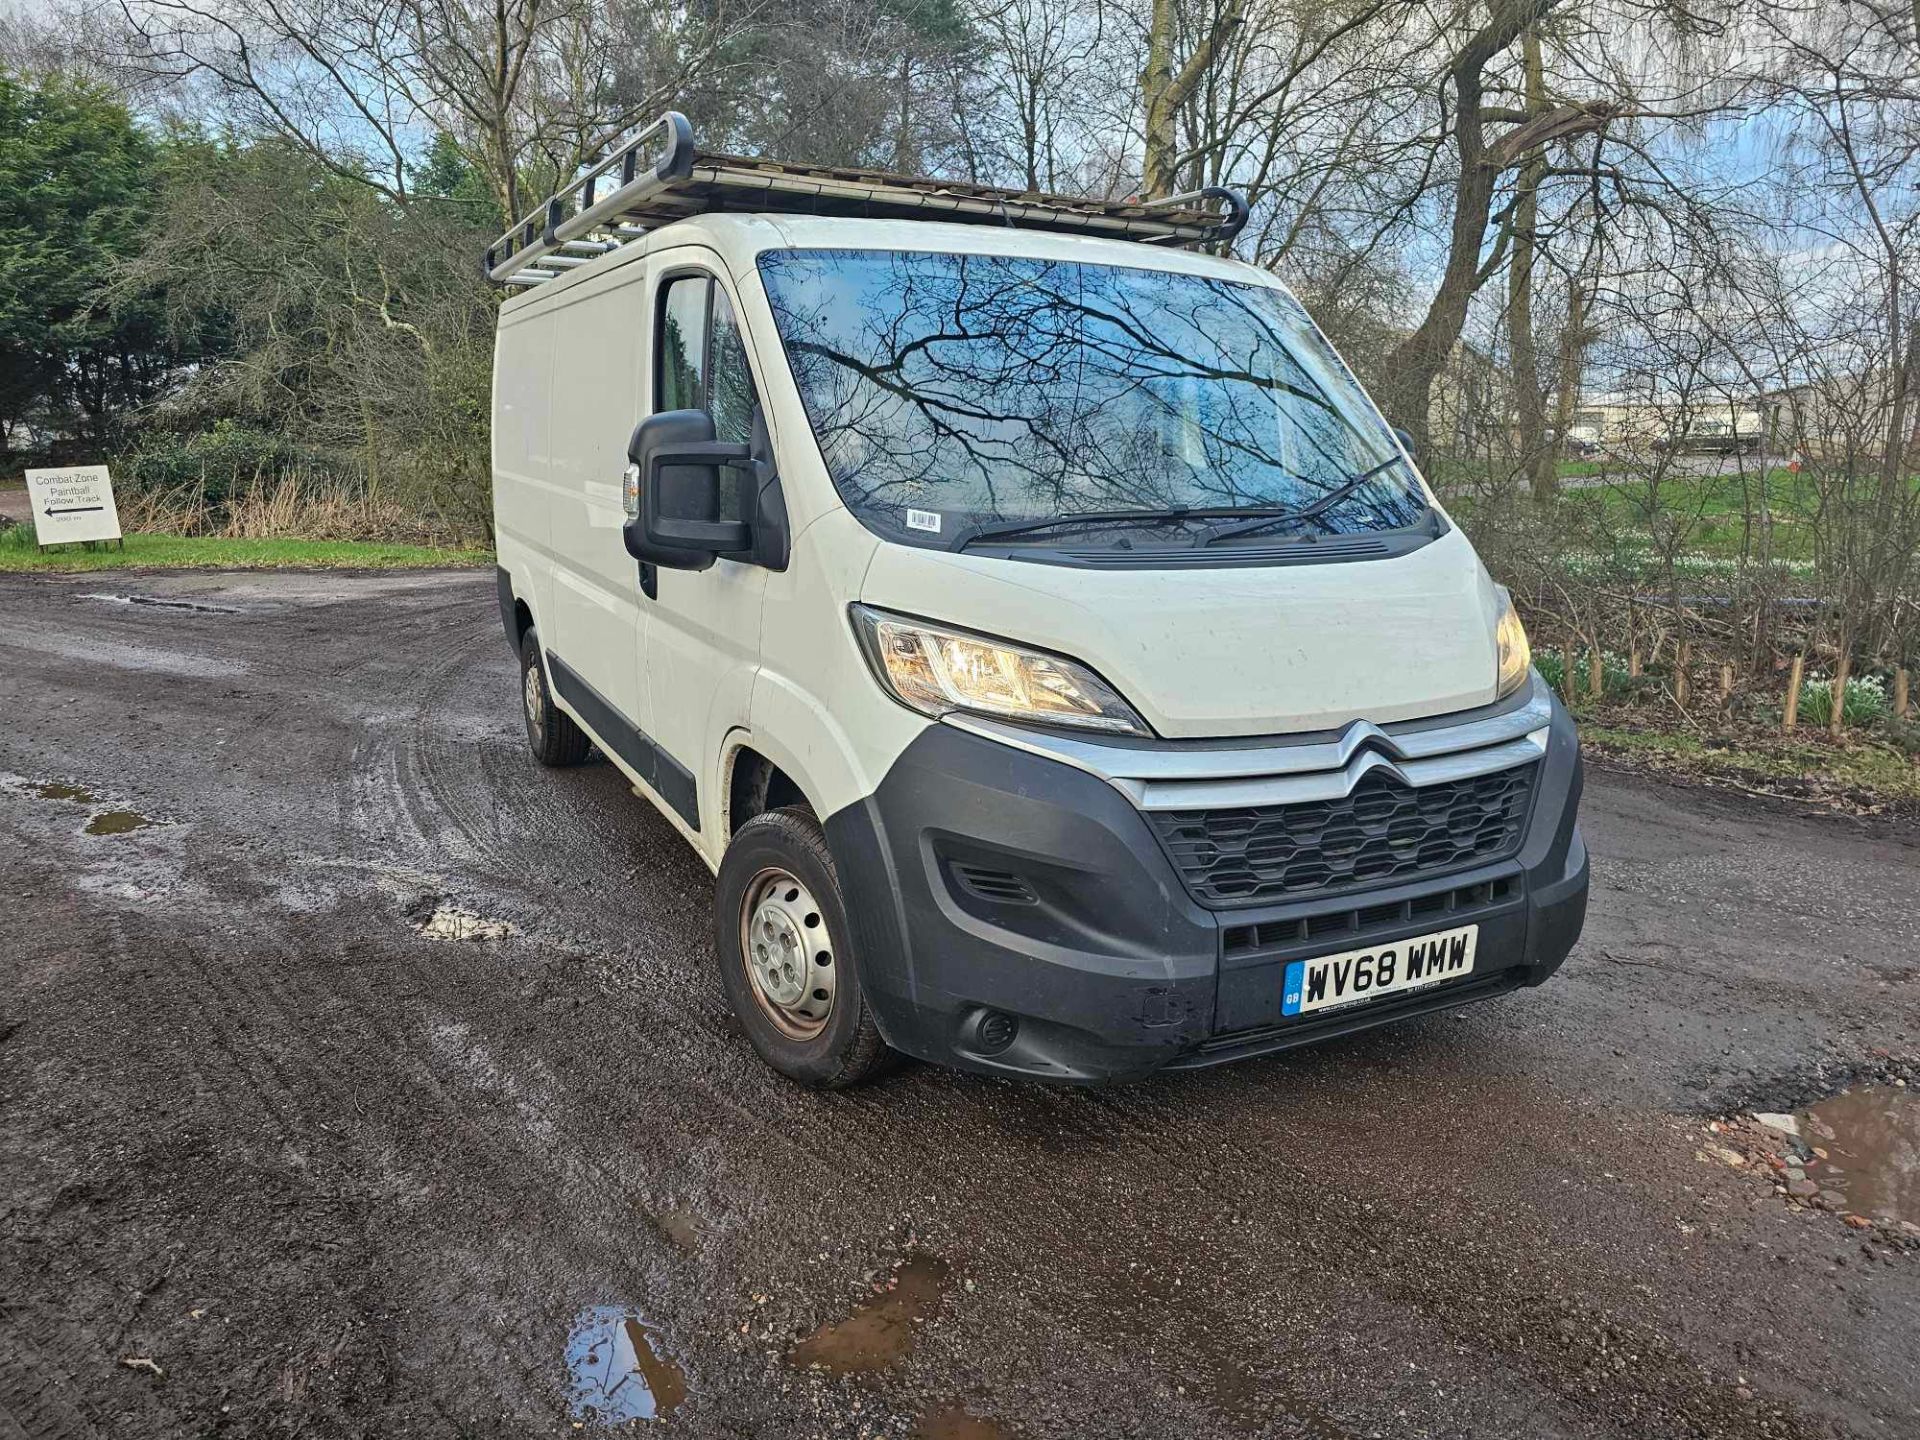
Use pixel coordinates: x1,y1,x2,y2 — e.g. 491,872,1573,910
1493,586,1532,699
850,604,1151,736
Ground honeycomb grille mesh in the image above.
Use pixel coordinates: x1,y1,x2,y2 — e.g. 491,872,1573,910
1149,764,1537,907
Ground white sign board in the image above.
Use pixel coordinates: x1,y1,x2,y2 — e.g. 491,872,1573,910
25,465,121,545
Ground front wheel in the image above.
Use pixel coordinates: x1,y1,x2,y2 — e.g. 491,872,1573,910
714,807,894,1087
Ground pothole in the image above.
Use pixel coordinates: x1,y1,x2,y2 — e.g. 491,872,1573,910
409,899,516,942
1694,1064,1920,1240
565,1307,687,1424
85,810,154,836
80,592,240,614
650,1205,703,1253
37,781,98,804
20,776,161,835
1791,1088,1919,1229
788,1253,949,1375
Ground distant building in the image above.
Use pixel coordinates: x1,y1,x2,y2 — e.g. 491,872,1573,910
1757,371,1920,462
1571,391,1768,455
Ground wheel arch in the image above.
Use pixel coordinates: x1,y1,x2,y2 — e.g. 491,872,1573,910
723,733,821,842
497,563,537,654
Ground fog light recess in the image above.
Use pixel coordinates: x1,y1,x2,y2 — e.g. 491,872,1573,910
974,1009,1019,1055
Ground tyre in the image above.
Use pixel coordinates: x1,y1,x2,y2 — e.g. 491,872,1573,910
714,806,894,1087
519,628,591,767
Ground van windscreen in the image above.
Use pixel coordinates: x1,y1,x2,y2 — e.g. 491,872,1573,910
755,248,1427,549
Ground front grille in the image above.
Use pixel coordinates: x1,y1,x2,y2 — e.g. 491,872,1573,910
1149,763,1537,907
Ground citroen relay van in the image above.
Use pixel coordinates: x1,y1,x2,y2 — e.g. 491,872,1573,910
487,114,1589,1086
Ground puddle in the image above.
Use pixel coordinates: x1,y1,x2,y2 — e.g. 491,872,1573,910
411,900,516,942
917,1404,1010,1439
25,781,154,835
789,1254,949,1375
80,591,240,614
1795,1087,1919,1228
37,782,98,804
565,1307,687,1424
651,1206,702,1252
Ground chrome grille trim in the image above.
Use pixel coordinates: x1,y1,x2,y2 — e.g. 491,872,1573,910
944,672,1553,811
1121,728,1546,810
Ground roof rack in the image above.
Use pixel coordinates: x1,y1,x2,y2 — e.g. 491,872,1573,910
485,111,1249,288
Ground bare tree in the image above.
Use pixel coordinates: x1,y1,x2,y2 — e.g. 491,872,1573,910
110,0,757,219
966,0,1124,192
1140,0,1245,196
1374,0,1632,450
1745,0,1920,710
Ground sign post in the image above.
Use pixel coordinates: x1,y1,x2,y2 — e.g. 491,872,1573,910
25,465,122,551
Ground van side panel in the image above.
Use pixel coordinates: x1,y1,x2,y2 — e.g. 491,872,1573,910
491,301,554,632
542,270,652,745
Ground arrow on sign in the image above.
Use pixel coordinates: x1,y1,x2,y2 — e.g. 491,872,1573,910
45,505,106,516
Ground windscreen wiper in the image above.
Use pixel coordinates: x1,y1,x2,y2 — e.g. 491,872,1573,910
1200,457,1410,547
948,505,1301,553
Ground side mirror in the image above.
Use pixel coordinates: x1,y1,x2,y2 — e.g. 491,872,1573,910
1392,425,1418,460
623,410,754,569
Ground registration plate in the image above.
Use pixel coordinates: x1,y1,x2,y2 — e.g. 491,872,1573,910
1282,924,1478,1018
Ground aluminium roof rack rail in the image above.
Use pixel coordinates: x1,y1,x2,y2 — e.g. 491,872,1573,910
486,111,1249,287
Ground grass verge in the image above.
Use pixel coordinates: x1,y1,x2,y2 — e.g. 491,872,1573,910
1569,469,1827,561
0,530,489,572
1582,722,1920,816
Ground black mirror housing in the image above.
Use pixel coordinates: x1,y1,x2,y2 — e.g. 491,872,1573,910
623,409,752,569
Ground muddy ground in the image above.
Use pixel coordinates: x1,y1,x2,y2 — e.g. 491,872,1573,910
2,569,1916,1440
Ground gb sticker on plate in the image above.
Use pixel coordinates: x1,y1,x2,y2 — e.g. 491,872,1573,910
905,508,943,534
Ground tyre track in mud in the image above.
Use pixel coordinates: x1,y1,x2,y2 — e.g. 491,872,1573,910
2,840,410,1428
0,578,586,1429
3,570,1917,1440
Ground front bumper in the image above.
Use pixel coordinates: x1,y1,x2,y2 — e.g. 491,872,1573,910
823,694,1588,1082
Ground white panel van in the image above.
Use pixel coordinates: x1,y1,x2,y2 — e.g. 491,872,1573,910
489,119,1588,1086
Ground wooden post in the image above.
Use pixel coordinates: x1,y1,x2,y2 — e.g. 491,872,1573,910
1896,667,1911,720
1628,645,1642,678
1783,654,1804,732
1719,663,1733,701
1829,650,1851,737
1674,642,1690,708
1587,646,1603,699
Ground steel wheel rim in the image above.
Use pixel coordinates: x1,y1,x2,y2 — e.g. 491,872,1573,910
523,660,546,745
739,866,836,1040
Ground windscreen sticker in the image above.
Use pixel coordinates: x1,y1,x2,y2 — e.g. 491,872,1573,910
905,508,943,534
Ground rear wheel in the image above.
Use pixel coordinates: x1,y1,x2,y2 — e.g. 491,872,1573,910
520,628,591,767
714,807,893,1087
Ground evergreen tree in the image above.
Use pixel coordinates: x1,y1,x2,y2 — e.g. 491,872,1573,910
0,70,183,459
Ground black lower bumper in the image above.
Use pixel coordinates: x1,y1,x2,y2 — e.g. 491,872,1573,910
824,699,1588,1082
